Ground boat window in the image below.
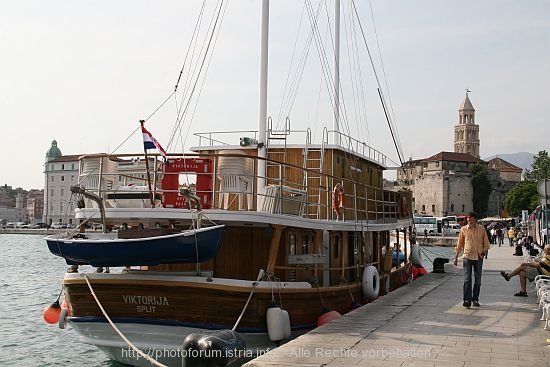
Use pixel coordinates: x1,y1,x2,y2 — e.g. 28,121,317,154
289,234,296,255
301,235,308,254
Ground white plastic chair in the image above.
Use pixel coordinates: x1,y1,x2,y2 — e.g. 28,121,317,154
217,150,254,210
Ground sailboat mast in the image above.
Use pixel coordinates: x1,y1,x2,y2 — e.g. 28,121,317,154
333,0,340,145
257,0,269,197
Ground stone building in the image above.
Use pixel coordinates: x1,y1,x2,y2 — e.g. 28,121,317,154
397,152,483,216
43,140,80,225
454,92,480,158
393,93,521,218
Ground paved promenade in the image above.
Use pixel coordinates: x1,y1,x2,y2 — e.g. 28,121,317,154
245,242,550,367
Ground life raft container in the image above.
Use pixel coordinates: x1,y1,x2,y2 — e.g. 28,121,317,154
162,158,213,209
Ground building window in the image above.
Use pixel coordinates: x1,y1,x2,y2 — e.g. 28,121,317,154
451,204,455,212
61,176,65,182
50,188,54,196
71,164,75,170
61,164,65,170
51,176,54,182
462,204,465,212
431,204,435,213
60,188,64,196
422,205,426,212
71,175,75,182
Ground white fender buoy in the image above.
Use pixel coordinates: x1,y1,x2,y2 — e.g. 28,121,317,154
281,309,291,339
266,306,285,342
362,265,380,300
58,308,69,329
410,243,423,267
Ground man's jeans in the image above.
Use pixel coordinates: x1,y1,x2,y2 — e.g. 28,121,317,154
463,258,483,301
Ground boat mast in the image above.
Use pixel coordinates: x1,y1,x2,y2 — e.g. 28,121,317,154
333,0,340,145
257,0,269,198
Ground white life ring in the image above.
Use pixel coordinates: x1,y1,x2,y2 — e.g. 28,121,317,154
410,243,423,267
362,265,380,300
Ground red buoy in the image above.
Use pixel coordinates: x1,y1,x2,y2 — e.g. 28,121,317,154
317,310,341,326
412,266,428,280
43,301,61,324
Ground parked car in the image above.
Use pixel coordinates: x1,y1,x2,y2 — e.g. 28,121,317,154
443,224,462,235
31,223,49,229
51,222,67,229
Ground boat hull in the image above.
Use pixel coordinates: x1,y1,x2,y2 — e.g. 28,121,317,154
45,225,225,267
69,320,296,366
61,272,364,363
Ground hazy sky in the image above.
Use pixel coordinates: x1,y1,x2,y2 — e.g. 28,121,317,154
2,0,549,189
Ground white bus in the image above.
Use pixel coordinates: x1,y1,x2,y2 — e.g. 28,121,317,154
413,216,438,235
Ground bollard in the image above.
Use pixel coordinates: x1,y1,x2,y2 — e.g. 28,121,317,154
433,257,449,273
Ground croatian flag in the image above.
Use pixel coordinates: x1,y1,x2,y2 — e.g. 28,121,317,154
141,125,167,161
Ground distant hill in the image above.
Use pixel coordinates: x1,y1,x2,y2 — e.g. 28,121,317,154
484,152,535,172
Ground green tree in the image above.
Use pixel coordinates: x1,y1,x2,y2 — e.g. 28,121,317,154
503,181,538,216
503,151,550,216
524,150,550,182
471,164,492,217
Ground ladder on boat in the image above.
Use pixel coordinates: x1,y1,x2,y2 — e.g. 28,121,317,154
302,128,325,219
266,118,291,184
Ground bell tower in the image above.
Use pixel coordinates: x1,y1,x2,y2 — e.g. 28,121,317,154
454,91,480,158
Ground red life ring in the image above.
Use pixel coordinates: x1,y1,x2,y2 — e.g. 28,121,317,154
332,183,345,217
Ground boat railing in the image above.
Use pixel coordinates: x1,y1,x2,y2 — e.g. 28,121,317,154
273,263,372,285
76,152,405,224
193,129,388,168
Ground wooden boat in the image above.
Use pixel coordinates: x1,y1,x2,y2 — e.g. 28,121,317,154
46,2,416,366
45,224,225,266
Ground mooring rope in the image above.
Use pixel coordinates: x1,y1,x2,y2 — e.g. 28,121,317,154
232,269,265,331
83,275,168,367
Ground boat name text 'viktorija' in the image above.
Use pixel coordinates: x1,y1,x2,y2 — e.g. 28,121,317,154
122,295,169,313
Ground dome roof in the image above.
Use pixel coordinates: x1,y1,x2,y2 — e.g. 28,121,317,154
46,140,62,160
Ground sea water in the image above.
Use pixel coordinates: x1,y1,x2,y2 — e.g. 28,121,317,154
0,234,115,366
418,244,456,272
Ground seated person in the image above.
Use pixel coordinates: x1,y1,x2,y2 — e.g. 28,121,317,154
500,244,550,296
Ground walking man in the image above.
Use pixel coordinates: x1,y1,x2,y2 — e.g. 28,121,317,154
453,212,490,308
